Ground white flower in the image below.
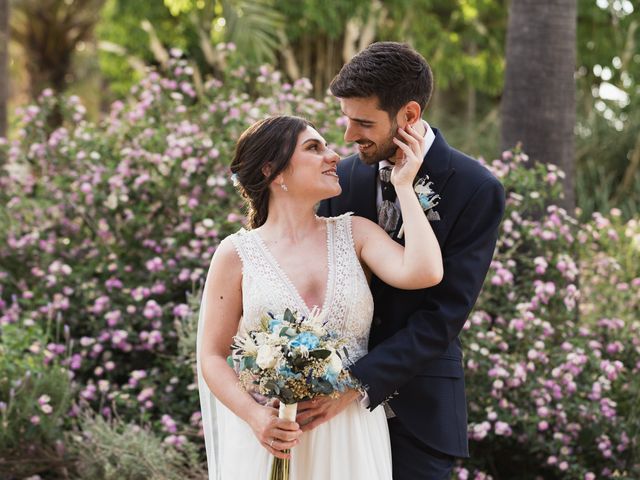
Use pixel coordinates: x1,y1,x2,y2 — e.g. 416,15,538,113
327,349,343,375
256,344,280,369
306,307,328,336
235,334,259,356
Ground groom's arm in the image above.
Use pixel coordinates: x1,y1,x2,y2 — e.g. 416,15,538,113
351,177,505,409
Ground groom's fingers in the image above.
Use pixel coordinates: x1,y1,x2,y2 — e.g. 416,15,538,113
300,414,327,432
295,408,320,423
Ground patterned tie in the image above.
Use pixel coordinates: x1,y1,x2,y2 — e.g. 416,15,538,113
378,166,400,234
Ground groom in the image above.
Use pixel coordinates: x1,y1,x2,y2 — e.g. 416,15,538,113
306,42,505,479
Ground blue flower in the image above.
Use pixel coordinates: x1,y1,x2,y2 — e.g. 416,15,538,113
323,370,339,387
289,332,320,350
279,366,301,379
268,318,283,333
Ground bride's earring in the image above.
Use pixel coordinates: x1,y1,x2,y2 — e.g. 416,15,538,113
280,182,288,192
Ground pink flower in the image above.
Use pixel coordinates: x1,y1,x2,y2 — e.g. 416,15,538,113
494,421,512,436
137,387,155,403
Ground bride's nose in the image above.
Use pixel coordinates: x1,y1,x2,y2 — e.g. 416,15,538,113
325,149,340,164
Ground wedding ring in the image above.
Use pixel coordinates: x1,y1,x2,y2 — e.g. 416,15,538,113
269,438,275,448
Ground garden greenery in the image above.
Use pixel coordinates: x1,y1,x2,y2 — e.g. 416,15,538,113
1,51,638,479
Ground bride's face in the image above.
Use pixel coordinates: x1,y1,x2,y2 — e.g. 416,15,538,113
277,126,341,201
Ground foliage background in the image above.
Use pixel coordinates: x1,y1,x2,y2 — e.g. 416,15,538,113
0,1,639,479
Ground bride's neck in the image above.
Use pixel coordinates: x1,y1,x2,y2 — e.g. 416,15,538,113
260,197,320,242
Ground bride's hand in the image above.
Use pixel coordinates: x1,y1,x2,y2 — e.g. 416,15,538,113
247,404,302,459
390,124,424,189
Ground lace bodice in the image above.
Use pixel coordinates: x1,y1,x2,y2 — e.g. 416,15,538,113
229,213,374,363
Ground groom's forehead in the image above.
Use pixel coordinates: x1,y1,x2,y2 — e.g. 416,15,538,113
339,97,388,121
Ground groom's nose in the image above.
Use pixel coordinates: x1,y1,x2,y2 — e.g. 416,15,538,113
344,120,359,143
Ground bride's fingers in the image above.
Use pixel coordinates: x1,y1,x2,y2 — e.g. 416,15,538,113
405,123,424,143
274,418,300,431
273,427,302,442
265,442,293,459
396,127,422,158
392,137,414,159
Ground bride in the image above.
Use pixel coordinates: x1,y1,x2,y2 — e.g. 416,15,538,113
197,115,442,479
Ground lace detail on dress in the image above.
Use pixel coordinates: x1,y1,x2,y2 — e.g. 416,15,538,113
228,213,373,363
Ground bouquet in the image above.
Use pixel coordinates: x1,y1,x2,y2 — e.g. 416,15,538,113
228,307,359,480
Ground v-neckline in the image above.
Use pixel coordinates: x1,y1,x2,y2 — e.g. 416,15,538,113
252,218,334,317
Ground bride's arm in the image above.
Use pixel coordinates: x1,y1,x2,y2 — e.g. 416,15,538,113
199,238,301,458
352,125,443,290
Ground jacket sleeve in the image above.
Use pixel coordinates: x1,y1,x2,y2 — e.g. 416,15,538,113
350,177,506,409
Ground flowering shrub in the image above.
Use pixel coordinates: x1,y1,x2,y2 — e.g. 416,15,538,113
0,49,346,476
0,319,72,478
0,54,638,478
454,152,640,479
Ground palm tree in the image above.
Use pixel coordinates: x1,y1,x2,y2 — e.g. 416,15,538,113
501,0,577,212
10,0,105,100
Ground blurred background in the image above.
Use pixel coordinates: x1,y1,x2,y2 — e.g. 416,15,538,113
1,0,638,218
0,1,638,479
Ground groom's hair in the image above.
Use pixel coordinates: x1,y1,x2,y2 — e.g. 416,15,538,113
330,42,433,118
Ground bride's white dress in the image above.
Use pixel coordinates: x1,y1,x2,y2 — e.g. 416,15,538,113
197,213,392,479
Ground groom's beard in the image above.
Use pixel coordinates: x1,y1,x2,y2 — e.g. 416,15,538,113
357,120,399,165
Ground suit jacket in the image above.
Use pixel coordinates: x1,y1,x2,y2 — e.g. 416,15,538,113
317,128,505,458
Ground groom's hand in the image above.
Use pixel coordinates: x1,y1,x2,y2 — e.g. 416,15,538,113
296,389,360,432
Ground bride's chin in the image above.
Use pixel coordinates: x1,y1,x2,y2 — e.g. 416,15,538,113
320,185,342,201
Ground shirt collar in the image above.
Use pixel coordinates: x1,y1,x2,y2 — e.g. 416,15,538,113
379,120,435,171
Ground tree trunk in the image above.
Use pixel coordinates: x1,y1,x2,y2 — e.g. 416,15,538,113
314,34,324,97
501,0,577,212
0,0,8,145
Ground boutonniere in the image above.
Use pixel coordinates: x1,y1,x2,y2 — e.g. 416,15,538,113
398,175,441,238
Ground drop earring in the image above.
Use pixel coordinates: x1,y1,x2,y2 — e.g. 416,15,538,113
280,182,288,192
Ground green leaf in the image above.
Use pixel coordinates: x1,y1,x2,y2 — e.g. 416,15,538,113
283,308,296,323
310,349,331,360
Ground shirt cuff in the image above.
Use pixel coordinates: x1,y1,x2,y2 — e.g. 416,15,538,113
358,390,371,408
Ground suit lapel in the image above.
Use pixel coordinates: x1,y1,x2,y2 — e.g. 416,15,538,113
348,156,378,222
388,128,456,243
418,127,456,199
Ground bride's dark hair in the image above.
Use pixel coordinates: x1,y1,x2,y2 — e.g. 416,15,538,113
230,115,312,229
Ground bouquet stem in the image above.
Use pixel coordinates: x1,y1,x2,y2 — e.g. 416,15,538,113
269,402,298,480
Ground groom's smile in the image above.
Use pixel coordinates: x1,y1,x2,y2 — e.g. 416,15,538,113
339,96,402,165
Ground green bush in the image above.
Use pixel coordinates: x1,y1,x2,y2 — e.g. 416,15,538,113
0,318,73,478
0,57,638,479
68,412,206,480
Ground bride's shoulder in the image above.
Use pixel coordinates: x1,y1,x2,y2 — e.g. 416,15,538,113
320,211,356,225
320,212,377,230
349,214,377,231
211,234,244,268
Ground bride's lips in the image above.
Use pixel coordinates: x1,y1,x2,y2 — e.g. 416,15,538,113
322,168,338,177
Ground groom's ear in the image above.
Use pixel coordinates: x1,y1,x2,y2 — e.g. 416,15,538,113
402,101,422,126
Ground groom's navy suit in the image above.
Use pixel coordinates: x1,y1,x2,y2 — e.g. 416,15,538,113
318,128,505,479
